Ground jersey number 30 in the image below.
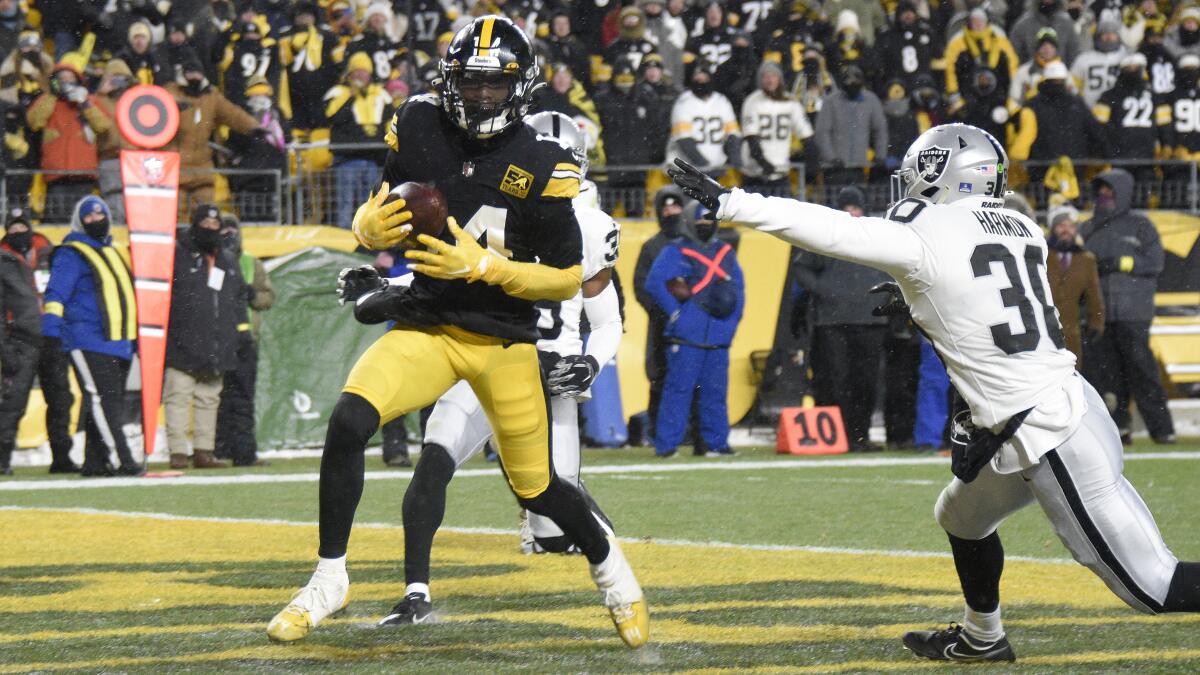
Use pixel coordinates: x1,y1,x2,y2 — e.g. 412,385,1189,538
972,243,1066,355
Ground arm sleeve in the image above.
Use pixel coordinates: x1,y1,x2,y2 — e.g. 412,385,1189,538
1132,217,1165,277
1084,255,1106,331
740,99,760,137
723,134,742,167
632,244,659,312
717,188,928,279
943,39,964,95
82,98,114,133
674,137,709,165
250,258,274,310
217,93,260,134
871,97,888,160
745,135,768,164
730,255,746,323
25,94,55,131
41,249,82,339
813,97,835,163
645,247,685,315
477,196,583,302
478,259,582,302
1008,107,1036,161
583,281,622,371
793,102,814,140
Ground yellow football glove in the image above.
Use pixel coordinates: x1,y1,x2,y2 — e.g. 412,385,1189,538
405,216,491,281
352,181,413,250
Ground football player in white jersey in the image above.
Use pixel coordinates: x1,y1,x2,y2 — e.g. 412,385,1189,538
670,123,1200,663
666,59,742,175
739,61,813,193
377,111,625,626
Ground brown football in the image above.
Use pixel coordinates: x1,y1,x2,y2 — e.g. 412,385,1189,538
386,181,448,242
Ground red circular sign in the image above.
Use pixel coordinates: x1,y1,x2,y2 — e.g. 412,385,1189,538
116,85,179,149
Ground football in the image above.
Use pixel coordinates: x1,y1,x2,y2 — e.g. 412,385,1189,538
387,181,448,242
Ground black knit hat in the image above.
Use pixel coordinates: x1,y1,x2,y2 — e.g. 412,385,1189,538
5,207,29,231
192,203,221,227
835,186,866,210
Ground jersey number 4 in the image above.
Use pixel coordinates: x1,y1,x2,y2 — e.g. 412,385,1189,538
971,243,1066,355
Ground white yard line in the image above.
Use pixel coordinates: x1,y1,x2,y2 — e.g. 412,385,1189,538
2,451,1198,492
0,504,1075,565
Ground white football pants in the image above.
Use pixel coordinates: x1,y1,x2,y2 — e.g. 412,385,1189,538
423,380,582,540
935,379,1180,613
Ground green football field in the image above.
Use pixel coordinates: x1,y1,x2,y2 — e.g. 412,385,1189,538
3,441,1200,673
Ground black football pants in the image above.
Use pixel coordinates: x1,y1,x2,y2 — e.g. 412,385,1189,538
70,350,136,470
0,340,75,468
882,333,921,446
1094,321,1175,439
215,338,260,465
812,324,886,448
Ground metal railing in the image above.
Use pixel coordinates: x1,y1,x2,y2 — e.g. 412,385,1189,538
8,147,1198,228
1,168,286,225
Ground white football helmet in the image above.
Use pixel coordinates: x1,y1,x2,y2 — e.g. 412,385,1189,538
525,110,589,178
891,123,1008,205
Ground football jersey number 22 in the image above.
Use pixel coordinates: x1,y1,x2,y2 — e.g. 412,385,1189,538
971,243,1065,355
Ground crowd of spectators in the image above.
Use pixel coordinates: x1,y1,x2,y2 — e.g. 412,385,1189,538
6,0,1200,223
0,0,1185,471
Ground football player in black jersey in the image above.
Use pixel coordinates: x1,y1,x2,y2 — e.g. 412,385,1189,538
267,16,649,649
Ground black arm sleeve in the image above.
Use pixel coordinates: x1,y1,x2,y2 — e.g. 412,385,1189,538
529,197,584,269
675,137,709,166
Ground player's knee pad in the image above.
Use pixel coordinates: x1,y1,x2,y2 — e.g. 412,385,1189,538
533,534,575,554
934,487,993,541
516,475,567,515
411,443,457,490
327,393,381,451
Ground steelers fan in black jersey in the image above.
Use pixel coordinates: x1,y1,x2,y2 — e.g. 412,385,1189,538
267,16,649,649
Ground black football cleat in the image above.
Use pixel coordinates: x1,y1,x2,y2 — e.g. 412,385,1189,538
903,624,1016,663
377,593,434,626
117,463,146,477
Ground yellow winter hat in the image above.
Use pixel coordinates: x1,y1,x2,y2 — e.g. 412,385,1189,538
347,51,373,76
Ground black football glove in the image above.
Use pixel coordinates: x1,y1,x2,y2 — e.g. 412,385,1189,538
949,408,1031,483
336,265,386,305
869,281,909,317
537,349,562,378
667,158,729,212
546,354,600,397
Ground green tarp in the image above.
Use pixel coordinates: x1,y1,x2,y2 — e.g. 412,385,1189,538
256,247,382,449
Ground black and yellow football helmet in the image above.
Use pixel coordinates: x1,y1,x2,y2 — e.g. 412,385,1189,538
439,16,540,138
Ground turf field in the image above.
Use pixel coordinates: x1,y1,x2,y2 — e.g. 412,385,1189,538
3,441,1200,673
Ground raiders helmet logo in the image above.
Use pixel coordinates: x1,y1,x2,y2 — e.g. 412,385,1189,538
917,146,951,182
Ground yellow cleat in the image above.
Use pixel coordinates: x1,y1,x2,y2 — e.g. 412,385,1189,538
591,536,650,648
266,569,349,643
267,605,314,643
609,597,650,648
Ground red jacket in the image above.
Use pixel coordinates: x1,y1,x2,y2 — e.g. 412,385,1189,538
25,93,113,182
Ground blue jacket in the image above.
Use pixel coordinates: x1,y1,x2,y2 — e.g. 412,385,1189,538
42,231,135,360
646,238,744,348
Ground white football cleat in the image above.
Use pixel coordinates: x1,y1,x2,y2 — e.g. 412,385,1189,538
267,569,350,642
590,536,649,648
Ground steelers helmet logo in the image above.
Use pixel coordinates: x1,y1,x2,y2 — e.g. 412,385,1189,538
116,85,180,150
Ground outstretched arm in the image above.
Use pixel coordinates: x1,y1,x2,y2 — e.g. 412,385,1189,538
668,159,926,279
